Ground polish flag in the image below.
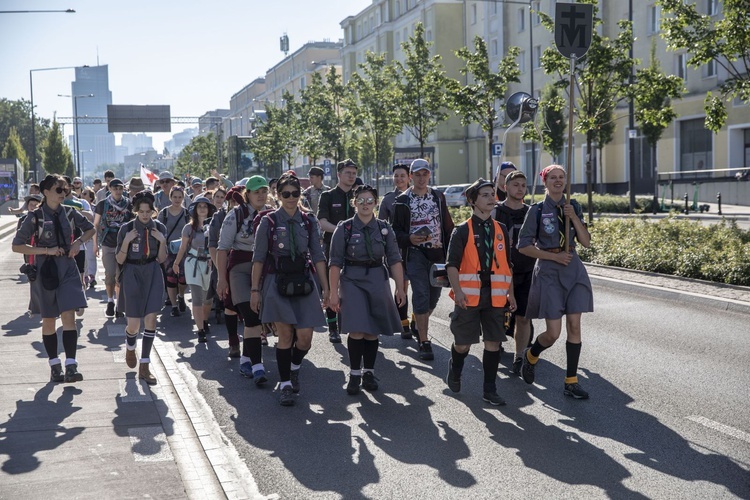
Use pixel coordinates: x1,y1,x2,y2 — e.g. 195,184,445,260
140,164,159,187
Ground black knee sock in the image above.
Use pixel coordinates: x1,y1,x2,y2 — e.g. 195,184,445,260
225,314,239,346
126,329,137,348
291,346,310,366
362,339,379,370
276,347,292,382
141,329,156,360
62,330,77,360
42,334,58,359
451,344,469,376
566,341,582,379
347,337,365,370
483,349,501,386
326,308,338,330
245,337,262,365
529,337,551,359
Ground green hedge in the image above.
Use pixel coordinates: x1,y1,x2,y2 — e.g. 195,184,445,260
579,217,750,286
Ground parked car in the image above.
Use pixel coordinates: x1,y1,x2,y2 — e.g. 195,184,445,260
433,185,450,194
444,183,470,207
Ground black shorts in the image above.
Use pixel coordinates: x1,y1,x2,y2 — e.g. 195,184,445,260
513,271,533,317
74,250,85,274
449,288,508,345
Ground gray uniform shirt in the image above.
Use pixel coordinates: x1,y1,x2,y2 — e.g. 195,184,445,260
252,209,325,266
377,189,401,222
13,204,94,248
518,195,584,251
158,206,190,245
115,219,167,260
217,205,258,253
329,216,401,269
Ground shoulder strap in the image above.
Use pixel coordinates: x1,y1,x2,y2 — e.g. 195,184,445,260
534,202,544,241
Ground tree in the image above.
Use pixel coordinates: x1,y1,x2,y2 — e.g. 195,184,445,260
175,133,221,180
299,72,332,167
0,98,51,178
539,0,636,220
2,126,29,169
42,121,74,176
634,42,685,211
248,91,299,178
350,52,403,188
396,22,449,158
659,0,750,132
447,37,521,179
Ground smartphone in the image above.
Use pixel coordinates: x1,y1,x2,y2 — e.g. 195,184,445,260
415,226,433,237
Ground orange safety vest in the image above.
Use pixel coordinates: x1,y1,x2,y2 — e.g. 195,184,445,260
449,219,512,307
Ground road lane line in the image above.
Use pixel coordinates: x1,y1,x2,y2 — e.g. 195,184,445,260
687,415,750,444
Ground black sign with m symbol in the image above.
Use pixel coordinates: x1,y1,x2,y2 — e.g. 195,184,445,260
554,2,593,59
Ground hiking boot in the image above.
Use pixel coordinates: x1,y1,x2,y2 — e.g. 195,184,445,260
50,363,64,383
198,330,207,343
445,359,461,393
64,364,83,383
512,357,523,376
125,348,138,369
203,321,211,336
253,368,268,386
177,295,186,312
418,341,434,361
362,371,379,392
105,302,115,318
401,324,413,340
279,385,295,406
239,362,254,378
115,308,124,318
482,391,507,406
290,370,300,393
346,374,362,395
170,306,180,317
228,345,240,358
139,363,157,385
328,328,341,344
521,348,536,385
564,382,590,400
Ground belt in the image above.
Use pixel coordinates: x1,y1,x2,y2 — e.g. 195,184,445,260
545,247,575,253
345,260,382,268
125,257,158,265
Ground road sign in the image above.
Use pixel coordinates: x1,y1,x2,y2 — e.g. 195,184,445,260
492,143,503,157
554,3,594,59
323,159,332,176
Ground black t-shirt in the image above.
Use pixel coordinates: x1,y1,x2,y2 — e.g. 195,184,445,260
317,185,354,247
494,201,536,274
95,196,133,247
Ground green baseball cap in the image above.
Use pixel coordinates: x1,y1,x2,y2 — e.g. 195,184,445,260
246,175,269,192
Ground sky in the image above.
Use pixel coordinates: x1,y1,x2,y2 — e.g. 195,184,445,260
0,0,373,151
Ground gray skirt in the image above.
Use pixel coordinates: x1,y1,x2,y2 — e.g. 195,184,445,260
30,255,87,318
525,252,594,320
259,272,326,329
229,261,253,306
338,265,401,336
118,260,165,318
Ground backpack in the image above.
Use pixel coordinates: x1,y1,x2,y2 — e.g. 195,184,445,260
30,206,76,247
533,199,582,241
341,218,388,252
253,209,315,275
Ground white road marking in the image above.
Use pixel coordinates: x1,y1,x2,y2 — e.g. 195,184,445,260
687,415,750,444
128,426,174,462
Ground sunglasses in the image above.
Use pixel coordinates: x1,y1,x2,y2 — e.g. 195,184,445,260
159,179,174,184
53,187,70,195
280,190,301,199
355,197,376,205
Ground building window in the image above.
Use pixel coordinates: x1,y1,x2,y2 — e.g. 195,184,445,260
492,2,498,16
707,0,719,16
471,4,477,25
533,45,542,69
680,118,713,171
518,50,526,73
491,38,498,57
518,7,526,31
395,1,400,17
703,59,717,78
532,1,541,25
676,53,688,82
649,5,660,34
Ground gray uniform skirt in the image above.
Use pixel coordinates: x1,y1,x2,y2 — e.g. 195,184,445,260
118,260,165,318
525,252,594,320
229,261,253,305
31,255,87,318
260,271,326,329
339,265,401,336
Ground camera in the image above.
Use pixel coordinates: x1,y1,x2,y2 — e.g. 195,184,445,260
20,263,37,282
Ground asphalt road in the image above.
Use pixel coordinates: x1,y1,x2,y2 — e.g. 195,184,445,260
161,276,750,498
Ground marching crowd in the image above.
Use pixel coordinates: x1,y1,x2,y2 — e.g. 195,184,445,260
11,158,593,406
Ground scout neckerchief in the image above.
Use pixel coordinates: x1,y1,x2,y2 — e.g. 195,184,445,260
483,221,492,269
363,223,375,261
289,216,297,261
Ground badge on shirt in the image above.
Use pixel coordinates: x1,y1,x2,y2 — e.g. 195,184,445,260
542,213,556,235
333,203,342,208
132,243,140,253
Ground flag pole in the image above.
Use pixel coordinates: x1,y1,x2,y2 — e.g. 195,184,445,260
565,54,576,253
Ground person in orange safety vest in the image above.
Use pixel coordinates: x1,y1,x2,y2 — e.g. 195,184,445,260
444,178,516,406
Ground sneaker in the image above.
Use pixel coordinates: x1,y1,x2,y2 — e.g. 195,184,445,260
482,391,507,406
164,298,171,307
50,363,64,383
418,341,434,361
328,329,341,344
445,359,461,393
346,374,362,395
401,325,413,340
105,302,115,318
279,385,295,406
198,330,207,343
512,357,523,376
125,348,138,369
564,382,590,400
89,277,97,289
410,319,418,340
115,308,124,318
253,369,268,386
290,370,300,393
239,362,254,378
260,331,268,346
177,295,186,313
228,345,240,358
362,371,379,392
203,321,211,335
64,364,83,383
521,347,536,385
170,307,180,317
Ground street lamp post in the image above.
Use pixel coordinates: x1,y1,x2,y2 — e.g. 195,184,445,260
59,93,94,178
80,149,93,182
29,65,86,181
